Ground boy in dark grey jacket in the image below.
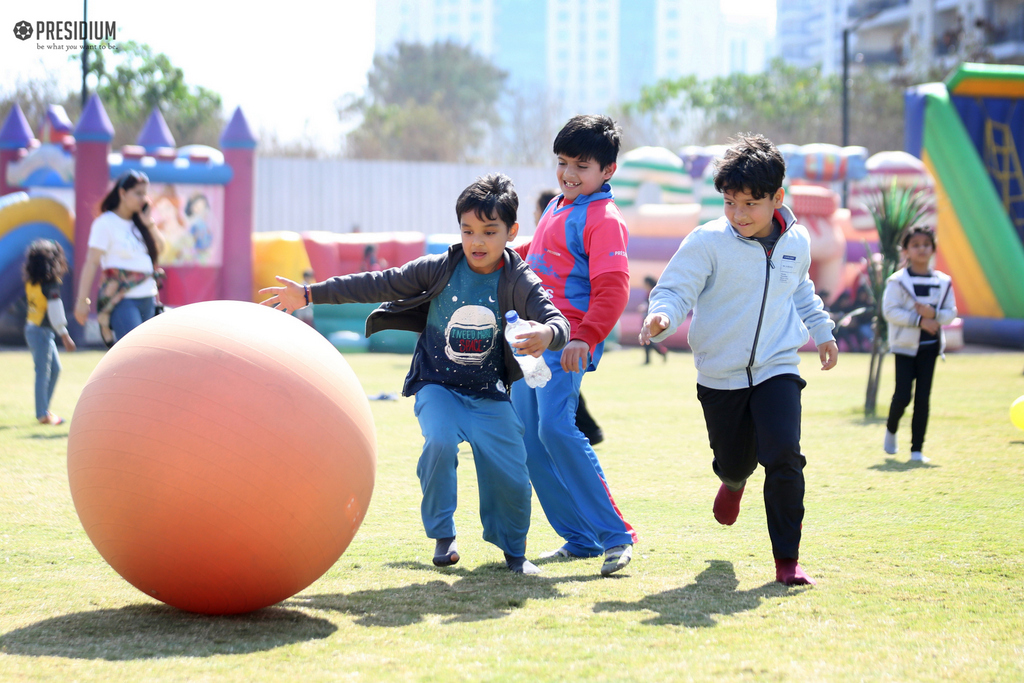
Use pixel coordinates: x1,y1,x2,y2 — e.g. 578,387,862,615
261,174,569,574
640,135,838,586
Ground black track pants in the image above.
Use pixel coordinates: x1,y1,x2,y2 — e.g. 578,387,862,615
697,374,808,560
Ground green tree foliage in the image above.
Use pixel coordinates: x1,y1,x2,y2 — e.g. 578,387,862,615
0,76,81,141
69,41,224,148
343,41,507,161
627,59,905,152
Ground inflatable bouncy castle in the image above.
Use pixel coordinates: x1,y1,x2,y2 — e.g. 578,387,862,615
0,96,256,344
906,63,1024,347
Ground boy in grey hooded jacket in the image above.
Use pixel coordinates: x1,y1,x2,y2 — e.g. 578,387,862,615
640,134,838,586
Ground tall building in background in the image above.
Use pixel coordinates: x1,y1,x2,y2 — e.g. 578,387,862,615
776,0,1023,76
374,0,773,118
848,0,1023,74
775,0,850,74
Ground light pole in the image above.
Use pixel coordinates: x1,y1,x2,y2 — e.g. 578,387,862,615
81,0,88,108
840,8,882,207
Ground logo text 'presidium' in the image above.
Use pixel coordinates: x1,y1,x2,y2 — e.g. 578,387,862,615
32,21,116,41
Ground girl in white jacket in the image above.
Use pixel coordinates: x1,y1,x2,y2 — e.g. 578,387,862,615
882,227,957,463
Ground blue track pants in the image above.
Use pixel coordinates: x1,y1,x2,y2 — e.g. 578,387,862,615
511,349,636,556
414,383,532,557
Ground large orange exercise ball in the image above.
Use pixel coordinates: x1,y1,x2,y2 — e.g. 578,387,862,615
67,301,376,614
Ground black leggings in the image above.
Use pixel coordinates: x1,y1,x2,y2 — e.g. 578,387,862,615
697,374,808,560
886,344,939,452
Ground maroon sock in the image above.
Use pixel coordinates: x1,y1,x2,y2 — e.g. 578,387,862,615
713,483,744,525
775,558,816,585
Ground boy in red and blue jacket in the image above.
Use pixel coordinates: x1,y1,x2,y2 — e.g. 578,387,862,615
514,115,637,576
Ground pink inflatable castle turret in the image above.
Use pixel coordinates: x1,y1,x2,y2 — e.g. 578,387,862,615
0,103,34,196
219,107,256,301
72,94,114,303
39,105,74,147
136,108,176,155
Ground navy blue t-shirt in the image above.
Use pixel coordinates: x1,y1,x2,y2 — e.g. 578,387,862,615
408,257,508,400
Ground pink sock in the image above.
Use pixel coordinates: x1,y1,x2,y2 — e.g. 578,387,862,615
713,483,744,525
775,559,816,585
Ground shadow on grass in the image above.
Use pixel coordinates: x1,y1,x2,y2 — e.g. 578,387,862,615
21,432,68,440
868,458,939,472
0,603,336,660
292,560,602,627
593,560,796,627
850,415,887,426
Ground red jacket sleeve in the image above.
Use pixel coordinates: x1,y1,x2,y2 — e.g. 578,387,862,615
573,270,629,351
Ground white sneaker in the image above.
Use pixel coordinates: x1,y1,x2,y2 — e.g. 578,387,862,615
910,451,930,463
884,430,898,455
539,545,581,560
601,544,632,576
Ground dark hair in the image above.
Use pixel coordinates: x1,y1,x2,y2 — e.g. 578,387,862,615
23,239,68,286
901,225,936,250
185,193,209,217
99,170,159,266
553,114,621,169
714,133,786,200
644,275,658,289
455,173,519,229
537,189,558,214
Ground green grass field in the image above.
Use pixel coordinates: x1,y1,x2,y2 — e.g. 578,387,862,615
1,345,1023,681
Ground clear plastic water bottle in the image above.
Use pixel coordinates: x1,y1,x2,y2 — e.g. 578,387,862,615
504,311,551,388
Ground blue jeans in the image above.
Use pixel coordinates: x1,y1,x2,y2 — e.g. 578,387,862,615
25,322,61,419
110,296,156,343
413,384,532,557
511,348,636,556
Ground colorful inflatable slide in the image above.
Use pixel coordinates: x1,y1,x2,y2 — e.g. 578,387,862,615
0,193,75,342
906,63,1024,346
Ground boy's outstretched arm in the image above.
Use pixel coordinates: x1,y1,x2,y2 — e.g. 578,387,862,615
259,276,307,314
818,340,839,370
639,313,671,345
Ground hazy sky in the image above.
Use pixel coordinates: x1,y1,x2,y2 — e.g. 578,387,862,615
1,1,378,152
2,1,773,152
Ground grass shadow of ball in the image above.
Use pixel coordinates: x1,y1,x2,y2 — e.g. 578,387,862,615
293,562,602,627
0,604,336,660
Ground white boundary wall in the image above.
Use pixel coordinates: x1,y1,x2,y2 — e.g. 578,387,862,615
255,158,555,237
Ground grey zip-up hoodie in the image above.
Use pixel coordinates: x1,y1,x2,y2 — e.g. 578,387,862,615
648,205,835,390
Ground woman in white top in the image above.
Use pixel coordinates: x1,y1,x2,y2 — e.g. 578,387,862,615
74,170,166,346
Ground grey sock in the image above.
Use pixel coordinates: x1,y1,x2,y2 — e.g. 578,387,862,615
433,537,459,567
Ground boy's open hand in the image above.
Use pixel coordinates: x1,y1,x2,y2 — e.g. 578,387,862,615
509,320,553,357
61,332,76,352
818,340,839,370
639,313,670,345
915,303,936,319
560,340,590,373
259,276,307,314
920,317,941,334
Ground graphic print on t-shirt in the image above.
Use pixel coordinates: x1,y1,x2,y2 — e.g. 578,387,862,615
445,304,498,365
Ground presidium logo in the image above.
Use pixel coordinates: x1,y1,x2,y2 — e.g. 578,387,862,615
12,19,116,42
